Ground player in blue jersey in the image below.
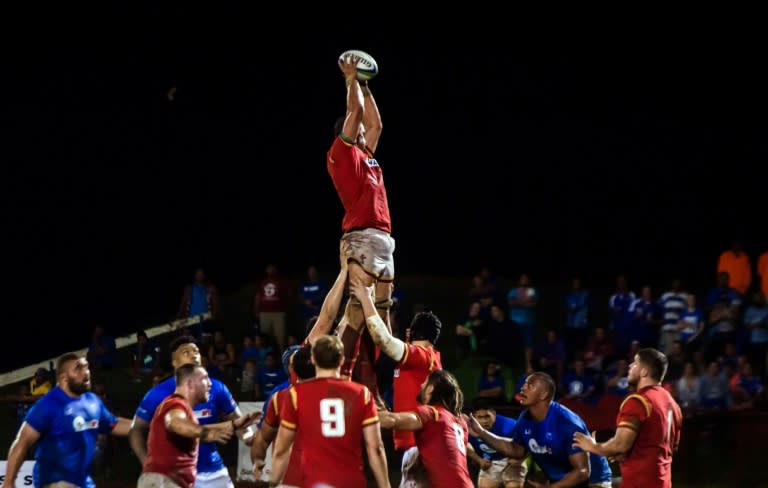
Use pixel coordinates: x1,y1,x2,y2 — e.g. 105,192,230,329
467,372,613,488
1,353,132,488
129,335,254,488
466,397,528,488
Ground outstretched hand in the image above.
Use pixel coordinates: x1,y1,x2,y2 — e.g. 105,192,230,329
235,411,262,431
339,239,352,270
348,277,373,305
209,428,234,445
462,413,483,437
338,55,358,82
572,431,597,452
252,458,266,479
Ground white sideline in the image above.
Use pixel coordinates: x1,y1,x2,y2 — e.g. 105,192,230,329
0,313,211,388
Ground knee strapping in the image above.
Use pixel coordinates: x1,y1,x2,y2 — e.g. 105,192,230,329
375,298,394,310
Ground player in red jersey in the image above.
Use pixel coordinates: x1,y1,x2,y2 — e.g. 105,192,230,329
139,364,259,488
379,369,474,488
350,278,442,450
573,348,683,488
249,345,315,485
268,335,390,488
328,54,395,406
351,277,442,485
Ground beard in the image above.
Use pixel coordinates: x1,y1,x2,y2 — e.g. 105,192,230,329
69,379,90,395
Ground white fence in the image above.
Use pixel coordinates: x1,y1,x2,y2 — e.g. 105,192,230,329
0,313,211,388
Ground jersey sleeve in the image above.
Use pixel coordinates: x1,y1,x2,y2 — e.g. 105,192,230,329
361,387,379,427
212,380,237,416
134,382,168,422
400,344,434,370
98,397,118,434
328,136,355,165
24,395,55,434
414,405,439,427
564,414,590,456
263,390,283,428
616,394,651,432
279,386,298,431
497,415,517,438
511,412,525,445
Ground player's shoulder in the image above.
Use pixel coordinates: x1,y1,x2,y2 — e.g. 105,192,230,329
144,377,174,400
81,391,103,403
551,402,588,429
619,392,652,417
31,386,61,409
210,377,232,395
494,413,517,430
551,401,578,420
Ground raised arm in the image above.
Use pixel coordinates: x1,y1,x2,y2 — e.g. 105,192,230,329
360,81,382,153
339,56,364,144
306,265,349,345
349,277,405,362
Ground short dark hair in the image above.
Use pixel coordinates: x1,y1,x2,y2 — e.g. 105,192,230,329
291,345,316,380
312,335,344,369
169,335,197,356
56,353,80,374
409,312,442,344
530,372,556,400
282,345,302,375
637,348,668,382
471,397,495,413
175,363,199,384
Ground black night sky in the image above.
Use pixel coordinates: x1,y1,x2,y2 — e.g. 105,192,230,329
5,25,767,372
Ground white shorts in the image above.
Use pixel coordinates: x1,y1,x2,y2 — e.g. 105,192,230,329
341,228,396,282
137,473,182,488
478,458,528,485
195,467,234,488
400,446,430,488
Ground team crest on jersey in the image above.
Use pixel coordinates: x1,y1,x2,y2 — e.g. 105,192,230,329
195,408,213,419
528,438,552,455
366,157,379,168
479,442,496,454
72,416,99,432
393,369,400,378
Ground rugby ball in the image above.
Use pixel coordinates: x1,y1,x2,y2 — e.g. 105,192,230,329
338,49,378,81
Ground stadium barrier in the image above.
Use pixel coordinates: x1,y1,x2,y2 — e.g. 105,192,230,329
0,313,211,388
